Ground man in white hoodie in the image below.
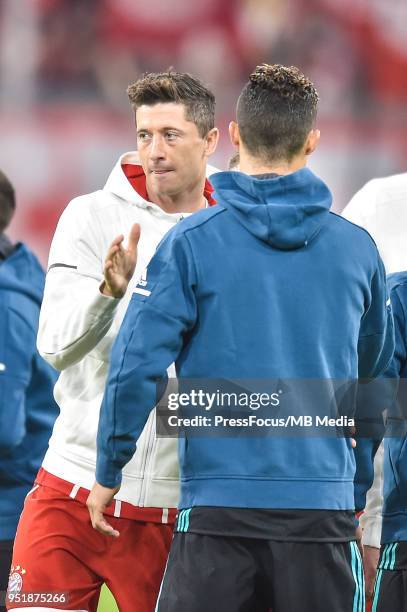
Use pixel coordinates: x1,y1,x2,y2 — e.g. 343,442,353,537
8,71,218,612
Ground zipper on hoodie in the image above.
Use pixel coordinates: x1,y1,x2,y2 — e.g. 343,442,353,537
138,412,156,506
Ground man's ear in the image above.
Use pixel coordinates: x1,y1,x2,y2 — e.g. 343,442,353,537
229,121,240,147
204,127,219,157
305,129,320,156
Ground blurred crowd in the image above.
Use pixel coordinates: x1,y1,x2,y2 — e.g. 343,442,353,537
1,0,407,261
2,0,407,114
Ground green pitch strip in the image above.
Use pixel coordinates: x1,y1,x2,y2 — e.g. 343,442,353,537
97,584,119,612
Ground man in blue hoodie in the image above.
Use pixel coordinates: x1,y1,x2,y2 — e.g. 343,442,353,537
88,64,394,611
0,170,58,611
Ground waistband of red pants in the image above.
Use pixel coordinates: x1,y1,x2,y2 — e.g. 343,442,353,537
35,468,177,525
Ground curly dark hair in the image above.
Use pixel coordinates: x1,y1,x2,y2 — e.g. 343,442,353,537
237,64,319,163
127,69,215,137
0,170,15,233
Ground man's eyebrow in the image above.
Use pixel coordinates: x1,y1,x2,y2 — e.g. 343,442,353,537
137,127,185,134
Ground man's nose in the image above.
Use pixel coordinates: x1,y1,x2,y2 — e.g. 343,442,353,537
149,135,166,160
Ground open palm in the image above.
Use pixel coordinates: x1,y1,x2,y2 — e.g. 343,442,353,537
103,223,140,298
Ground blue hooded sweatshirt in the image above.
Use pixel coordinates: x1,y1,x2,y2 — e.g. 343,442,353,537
96,168,394,511
0,240,58,540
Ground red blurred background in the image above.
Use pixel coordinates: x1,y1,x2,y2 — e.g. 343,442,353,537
1,0,407,264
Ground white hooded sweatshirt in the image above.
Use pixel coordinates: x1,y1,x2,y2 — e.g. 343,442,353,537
38,152,218,509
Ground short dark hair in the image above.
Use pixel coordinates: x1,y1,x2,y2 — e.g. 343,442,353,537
127,70,215,138
237,64,319,163
0,170,15,233
228,152,240,170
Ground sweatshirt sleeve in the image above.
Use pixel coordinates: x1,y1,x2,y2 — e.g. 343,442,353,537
96,231,197,488
357,254,394,379
37,196,121,371
385,286,407,378
0,300,36,454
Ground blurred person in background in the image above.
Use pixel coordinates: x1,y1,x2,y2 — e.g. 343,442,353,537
0,170,58,612
89,64,393,612
366,271,407,612
7,71,218,612
344,174,407,276
343,174,407,611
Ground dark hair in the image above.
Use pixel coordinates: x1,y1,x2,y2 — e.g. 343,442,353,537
228,152,240,170
0,170,15,233
237,64,319,163
127,70,215,138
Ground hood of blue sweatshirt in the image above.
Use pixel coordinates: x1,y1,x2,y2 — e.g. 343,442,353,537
210,167,332,250
0,240,45,306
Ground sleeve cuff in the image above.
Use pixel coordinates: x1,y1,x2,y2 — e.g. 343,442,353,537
361,515,382,548
88,289,121,319
96,453,123,489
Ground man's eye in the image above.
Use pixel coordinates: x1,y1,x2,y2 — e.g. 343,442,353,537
138,133,150,141
166,132,178,141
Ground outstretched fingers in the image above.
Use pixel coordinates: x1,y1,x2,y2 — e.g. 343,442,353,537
127,223,141,256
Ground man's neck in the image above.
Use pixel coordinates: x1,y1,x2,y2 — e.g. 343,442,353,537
239,153,306,177
0,233,15,261
146,176,207,214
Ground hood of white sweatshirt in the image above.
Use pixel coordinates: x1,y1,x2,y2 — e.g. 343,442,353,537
103,151,219,217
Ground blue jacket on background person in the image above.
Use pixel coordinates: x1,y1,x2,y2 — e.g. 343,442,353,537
96,168,394,512
0,237,58,540
353,272,407,542
381,272,407,544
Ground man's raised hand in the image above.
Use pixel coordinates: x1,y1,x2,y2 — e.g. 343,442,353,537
102,223,141,298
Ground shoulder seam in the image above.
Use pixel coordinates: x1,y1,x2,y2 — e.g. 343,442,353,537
182,206,227,236
329,211,379,248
